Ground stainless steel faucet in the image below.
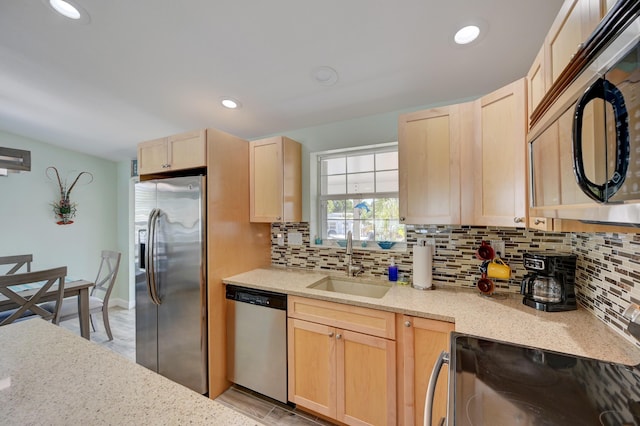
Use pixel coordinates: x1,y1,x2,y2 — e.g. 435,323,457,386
345,231,364,276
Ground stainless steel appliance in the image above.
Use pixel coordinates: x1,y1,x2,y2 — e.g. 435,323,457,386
528,4,640,225
520,252,577,312
134,175,207,394
225,285,288,404
425,332,640,426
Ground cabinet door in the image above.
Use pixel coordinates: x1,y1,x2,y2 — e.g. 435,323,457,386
337,329,396,426
288,318,337,418
546,0,598,85
467,79,527,227
400,316,454,426
527,45,546,128
250,137,284,222
398,105,462,224
168,129,206,170
137,137,168,175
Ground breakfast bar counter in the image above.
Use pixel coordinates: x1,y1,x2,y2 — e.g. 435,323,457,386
224,267,640,366
0,319,262,426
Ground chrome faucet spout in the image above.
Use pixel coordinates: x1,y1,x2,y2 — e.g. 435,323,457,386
345,231,363,276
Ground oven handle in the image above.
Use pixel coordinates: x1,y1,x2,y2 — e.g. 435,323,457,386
572,77,629,203
424,350,450,426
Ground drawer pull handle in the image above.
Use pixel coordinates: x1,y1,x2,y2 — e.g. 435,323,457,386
534,218,546,225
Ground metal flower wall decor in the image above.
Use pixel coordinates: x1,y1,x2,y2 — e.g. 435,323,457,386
46,166,93,225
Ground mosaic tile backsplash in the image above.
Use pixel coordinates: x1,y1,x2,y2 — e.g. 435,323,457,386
271,222,640,349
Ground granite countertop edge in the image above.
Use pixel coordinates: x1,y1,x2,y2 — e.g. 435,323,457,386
223,266,640,366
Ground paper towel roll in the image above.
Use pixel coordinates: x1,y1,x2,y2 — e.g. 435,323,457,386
412,245,433,290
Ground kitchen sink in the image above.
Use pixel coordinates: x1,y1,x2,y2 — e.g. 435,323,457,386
307,277,391,299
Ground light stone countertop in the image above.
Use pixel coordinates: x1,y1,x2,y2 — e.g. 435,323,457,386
223,267,640,366
0,319,263,426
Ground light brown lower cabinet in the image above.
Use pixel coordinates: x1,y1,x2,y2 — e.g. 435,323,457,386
287,296,456,425
397,315,455,426
288,296,397,426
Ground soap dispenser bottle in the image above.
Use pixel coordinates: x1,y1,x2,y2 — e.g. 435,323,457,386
388,257,398,282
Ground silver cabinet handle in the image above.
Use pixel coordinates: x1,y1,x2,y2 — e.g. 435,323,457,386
336,333,342,340
534,218,546,225
328,332,334,338
276,216,282,221
404,321,411,327
400,217,406,222
513,217,524,223
424,351,450,426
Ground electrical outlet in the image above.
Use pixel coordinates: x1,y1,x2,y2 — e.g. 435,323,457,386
276,233,285,246
288,232,303,246
491,240,505,257
417,238,427,246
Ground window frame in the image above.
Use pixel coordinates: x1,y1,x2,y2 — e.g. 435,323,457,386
310,142,405,248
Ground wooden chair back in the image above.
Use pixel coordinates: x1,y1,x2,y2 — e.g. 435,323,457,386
91,250,121,305
0,254,33,274
0,266,67,326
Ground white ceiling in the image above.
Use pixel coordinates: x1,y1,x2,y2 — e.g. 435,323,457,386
0,0,564,161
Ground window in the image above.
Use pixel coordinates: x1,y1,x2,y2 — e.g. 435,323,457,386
315,143,405,243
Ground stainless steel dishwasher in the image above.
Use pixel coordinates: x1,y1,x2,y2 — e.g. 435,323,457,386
225,285,288,403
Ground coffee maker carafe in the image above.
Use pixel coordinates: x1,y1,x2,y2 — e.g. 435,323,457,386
521,252,577,312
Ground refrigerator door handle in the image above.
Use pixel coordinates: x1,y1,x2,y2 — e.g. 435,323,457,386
146,208,162,305
424,350,450,426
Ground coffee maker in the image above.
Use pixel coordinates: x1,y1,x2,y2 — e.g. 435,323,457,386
521,252,577,312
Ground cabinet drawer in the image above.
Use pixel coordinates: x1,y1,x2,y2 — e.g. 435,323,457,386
288,296,395,340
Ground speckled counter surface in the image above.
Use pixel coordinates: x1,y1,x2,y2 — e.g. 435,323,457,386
0,319,262,426
224,267,640,365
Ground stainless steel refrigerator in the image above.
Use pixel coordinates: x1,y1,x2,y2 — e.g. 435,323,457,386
134,175,207,394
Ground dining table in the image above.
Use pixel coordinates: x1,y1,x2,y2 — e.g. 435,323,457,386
0,279,94,339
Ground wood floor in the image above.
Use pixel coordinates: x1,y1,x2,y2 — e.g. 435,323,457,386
59,307,335,426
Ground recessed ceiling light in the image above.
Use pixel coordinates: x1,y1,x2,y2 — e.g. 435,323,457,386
454,25,481,45
221,98,241,109
50,0,81,19
311,66,339,86
45,0,90,23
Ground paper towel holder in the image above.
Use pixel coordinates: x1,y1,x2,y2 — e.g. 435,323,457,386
412,243,434,290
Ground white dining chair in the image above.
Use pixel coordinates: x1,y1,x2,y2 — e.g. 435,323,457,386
44,250,121,340
0,266,67,326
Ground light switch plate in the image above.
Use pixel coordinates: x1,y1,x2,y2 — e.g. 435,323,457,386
288,232,303,246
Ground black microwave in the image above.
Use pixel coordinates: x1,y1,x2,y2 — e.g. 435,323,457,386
528,13,640,225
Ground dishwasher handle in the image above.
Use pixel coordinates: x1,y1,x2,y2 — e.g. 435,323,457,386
424,351,450,426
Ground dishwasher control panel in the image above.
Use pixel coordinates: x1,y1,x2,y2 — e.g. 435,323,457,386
225,285,287,310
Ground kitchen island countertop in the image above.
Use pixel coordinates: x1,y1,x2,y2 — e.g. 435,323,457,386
224,267,640,366
0,319,262,426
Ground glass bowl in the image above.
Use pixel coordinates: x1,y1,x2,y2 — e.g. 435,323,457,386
377,241,395,249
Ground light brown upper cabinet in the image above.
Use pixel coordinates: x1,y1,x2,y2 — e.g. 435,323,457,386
250,136,302,222
398,105,467,225
545,0,603,86
137,129,206,175
462,79,527,227
527,45,546,128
